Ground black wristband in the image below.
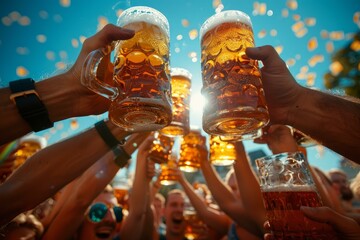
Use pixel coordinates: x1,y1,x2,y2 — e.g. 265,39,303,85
94,120,130,167
9,78,54,132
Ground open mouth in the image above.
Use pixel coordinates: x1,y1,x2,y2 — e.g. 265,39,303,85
95,225,115,239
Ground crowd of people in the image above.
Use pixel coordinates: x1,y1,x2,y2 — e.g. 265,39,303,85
1,23,360,240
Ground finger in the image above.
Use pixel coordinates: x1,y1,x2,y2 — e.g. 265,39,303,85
300,206,358,232
245,45,286,70
82,24,135,53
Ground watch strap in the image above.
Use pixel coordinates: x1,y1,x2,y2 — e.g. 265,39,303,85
9,78,53,132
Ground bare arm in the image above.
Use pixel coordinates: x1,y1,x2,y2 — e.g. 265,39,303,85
0,24,134,145
246,45,360,162
232,142,266,236
120,134,153,240
177,169,229,236
0,120,129,226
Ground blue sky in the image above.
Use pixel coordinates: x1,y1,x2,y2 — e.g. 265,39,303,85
1,0,359,172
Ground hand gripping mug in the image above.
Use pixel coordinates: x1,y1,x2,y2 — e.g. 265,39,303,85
200,10,269,140
81,6,172,132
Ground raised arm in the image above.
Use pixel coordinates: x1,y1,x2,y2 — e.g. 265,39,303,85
0,120,130,226
246,45,360,162
177,169,229,236
120,134,153,240
0,24,135,145
232,141,266,236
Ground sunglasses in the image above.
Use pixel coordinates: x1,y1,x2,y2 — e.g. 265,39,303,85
88,202,123,223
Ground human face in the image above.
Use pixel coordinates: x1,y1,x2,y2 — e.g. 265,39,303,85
79,192,120,240
330,172,354,201
164,192,185,236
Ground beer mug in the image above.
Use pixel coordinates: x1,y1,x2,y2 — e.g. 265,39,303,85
112,178,130,210
184,198,207,240
160,67,192,137
178,128,206,172
14,134,47,168
209,135,236,166
200,10,269,140
255,152,336,239
81,6,172,132
158,154,178,186
147,132,174,164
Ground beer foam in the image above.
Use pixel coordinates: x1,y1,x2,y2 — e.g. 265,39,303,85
262,184,315,192
117,6,169,35
171,67,192,79
200,10,252,39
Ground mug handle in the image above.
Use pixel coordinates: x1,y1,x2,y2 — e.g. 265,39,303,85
81,44,119,101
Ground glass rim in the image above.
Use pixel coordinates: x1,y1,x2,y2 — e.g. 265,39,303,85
116,6,169,34
170,67,192,79
255,151,305,164
199,10,252,39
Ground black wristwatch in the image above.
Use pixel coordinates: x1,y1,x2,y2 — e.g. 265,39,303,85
9,78,53,132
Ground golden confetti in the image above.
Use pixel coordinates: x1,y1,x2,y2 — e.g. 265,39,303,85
306,73,316,87
181,19,189,27
2,16,12,26
258,3,267,15
60,0,71,7
46,51,55,60
16,47,29,55
305,17,316,26
329,61,343,76
18,16,30,26
270,29,277,36
36,34,47,43
258,29,266,38
175,47,180,53
97,16,108,31
274,46,283,55
9,11,21,21
53,14,63,23
79,36,86,44
287,0,298,10
329,31,344,40
300,66,309,73
213,0,222,8
307,37,318,51
189,29,198,40
16,66,29,77
56,61,66,70
70,119,79,130
354,11,360,25
188,52,197,58
176,35,183,40
350,40,360,51
71,39,79,48
59,51,68,59
293,14,301,21
326,41,334,53
292,21,304,32
286,58,296,66
116,9,124,17
308,55,324,67
282,8,289,18
296,72,307,80
295,28,307,38
320,30,328,39
39,10,48,19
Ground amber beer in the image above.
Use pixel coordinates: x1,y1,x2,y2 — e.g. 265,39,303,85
158,155,178,185
262,186,336,239
256,152,337,239
209,135,236,166
200,10,269,140
184,211,201,240
160,68,192,137
113,188,129,210
178,128,206,172
81,6,172,132
147,132,174,164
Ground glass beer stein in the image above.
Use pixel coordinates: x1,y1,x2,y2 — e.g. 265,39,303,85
178,128,206,172
255,152,337,239
209,135,236,166
158,154,178,186
200,10,269,140
81,6,172,132
160,67,192,137
147,132,175,164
